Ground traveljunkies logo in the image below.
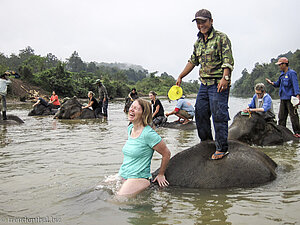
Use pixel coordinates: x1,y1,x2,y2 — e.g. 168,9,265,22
1,216,62,223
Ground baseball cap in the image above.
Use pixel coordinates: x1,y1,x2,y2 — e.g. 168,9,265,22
94,79,102,84
275,57,289,65
192,9,212,22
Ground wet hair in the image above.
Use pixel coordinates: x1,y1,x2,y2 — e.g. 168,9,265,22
149,91,157,96
255,83,266,92
88,91,94,96
135,98,153,126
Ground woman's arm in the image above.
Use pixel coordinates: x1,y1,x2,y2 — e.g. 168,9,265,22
33,100,40,107
152,140,171,187
249,108,264,112
152,104,160,118
82,100,93,109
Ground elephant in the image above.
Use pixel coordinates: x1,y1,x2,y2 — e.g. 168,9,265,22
152,140,277,189
28,104,57,116
0,115,24,125
228,111,298,146
54,97,98,119
124,97,134,113
159,120,196,130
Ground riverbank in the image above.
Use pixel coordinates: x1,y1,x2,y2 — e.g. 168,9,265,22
8,78,48,101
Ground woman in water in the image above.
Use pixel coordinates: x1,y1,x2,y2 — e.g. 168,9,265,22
118,99,171,197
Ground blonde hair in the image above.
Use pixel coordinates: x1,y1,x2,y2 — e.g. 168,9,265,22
136,99,153,126
88,91,94,96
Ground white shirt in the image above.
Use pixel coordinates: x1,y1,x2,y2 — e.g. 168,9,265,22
0,78,11,95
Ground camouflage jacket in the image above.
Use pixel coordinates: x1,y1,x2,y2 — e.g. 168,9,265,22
189,27,234,85
97,84,108,101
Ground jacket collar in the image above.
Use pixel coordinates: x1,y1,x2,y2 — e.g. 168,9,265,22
197,26,214,42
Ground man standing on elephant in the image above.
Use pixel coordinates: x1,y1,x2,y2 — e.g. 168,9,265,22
0,73,12,120
176,9,234,160
95,79,108,118
266,57,300,137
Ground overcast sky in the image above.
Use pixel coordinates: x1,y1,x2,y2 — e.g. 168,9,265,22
1,0,299,83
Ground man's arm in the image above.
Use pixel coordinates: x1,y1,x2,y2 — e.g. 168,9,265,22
166,109,177,117
218,34,234,92
103,86,108,102
265,78,274,85
291,71,300,97
176,62,195,87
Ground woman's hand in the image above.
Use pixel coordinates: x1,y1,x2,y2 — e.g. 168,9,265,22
152,174,169,187
152,140,171,187
242,107,250,113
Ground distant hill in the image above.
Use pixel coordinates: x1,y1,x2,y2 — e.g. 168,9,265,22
96,62,147,73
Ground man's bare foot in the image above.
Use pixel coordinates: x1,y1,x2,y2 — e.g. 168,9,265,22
182,120,190,125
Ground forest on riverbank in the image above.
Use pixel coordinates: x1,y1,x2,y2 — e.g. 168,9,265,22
231,49,300,98
2,47,299,100
0,47,199,99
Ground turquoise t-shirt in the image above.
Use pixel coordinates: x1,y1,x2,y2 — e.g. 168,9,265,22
119,124,162,179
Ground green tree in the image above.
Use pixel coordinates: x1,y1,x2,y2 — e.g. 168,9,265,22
66,51,86,72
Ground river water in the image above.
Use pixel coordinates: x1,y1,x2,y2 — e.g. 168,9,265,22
0,97,299,225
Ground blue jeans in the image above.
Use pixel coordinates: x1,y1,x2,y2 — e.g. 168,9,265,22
0,95,7,112
99,99,108,117
195,83,230,152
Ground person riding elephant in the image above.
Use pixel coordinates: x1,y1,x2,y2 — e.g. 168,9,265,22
82,91,102,118
124,88,139,113
242,83,275,122
228,111,298,146
29,95,56,116
149,91,166,127
48,91,60,109
54,97,96,119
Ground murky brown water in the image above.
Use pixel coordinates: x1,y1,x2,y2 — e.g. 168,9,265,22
0,97,299,225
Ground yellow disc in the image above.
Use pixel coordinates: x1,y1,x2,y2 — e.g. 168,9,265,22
168,85,183,100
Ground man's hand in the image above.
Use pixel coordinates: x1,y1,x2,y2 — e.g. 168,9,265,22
217,78,229,92
176,77,182,87
265,78,273,85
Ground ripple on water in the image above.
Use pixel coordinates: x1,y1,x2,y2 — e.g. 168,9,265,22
0,100,300,224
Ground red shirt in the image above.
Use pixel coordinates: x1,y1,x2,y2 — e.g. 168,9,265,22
50,95,60,106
